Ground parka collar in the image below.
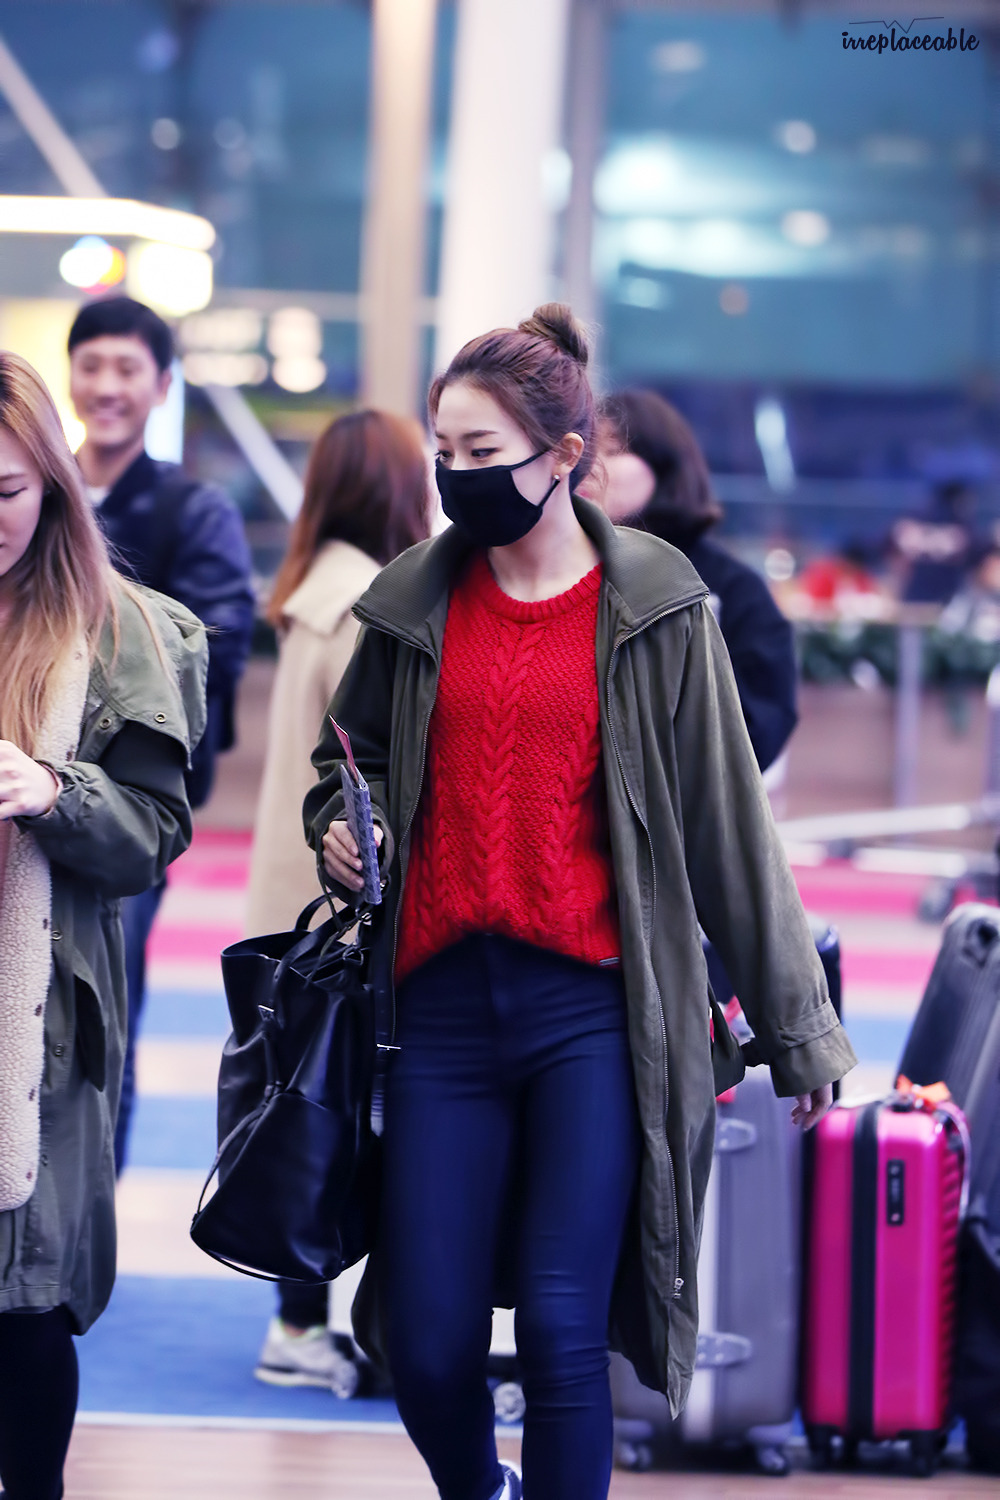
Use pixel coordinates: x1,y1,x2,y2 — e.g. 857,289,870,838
352,496,708,657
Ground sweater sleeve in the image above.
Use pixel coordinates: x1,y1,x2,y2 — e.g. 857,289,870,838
672,602,857,1096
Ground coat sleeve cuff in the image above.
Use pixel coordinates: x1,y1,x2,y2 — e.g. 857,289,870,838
768,1023,859,1097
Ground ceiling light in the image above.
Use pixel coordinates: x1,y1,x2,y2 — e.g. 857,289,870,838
272,356,327,393
127,242,213,316
653,41,706,73
151,117,182,151
183,352,268,387
0,195,215,251
775,121,817,154
267,307,322,359
781,210,830,247
59,235,126,289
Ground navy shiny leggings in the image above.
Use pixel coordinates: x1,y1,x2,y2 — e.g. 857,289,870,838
381,937,642,1500
0,1307,78,1500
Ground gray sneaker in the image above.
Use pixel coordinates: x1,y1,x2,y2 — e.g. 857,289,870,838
254,1317,359,1396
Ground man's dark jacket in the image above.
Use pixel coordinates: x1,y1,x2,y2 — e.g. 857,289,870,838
95,450,255,807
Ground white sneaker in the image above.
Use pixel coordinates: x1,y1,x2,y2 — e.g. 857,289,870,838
495,1462,523,1499
254,1317,356,1392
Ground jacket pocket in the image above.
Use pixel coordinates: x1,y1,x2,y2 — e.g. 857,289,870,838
709,991,746,1096
73,970,107,1093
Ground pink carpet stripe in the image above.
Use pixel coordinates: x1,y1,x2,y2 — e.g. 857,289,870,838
169,860,251,890
186,828,253,852
148,925,241,962
841,949,935,988
791,863,927,917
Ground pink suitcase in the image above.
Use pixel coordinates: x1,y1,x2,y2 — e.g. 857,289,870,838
803,1093,968,1477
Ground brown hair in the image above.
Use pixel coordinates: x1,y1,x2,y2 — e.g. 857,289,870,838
428,303,597,485
268,408,431,625
598,388,723,543
0,352,117,752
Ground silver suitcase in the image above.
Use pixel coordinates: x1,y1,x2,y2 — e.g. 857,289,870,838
611,1067,802,1474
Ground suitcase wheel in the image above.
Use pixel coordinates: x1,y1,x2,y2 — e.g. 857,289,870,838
907,1433,940,1479
614,1441,654,1472
492,1380,526,1425
328,1351,361,1401
806,1427,836,1470
753,1442,790,1477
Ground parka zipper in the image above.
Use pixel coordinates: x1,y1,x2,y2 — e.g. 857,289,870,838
386,688,436,1043
605,588,706,1305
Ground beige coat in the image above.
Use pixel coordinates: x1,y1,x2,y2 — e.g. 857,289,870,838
246,541,381,935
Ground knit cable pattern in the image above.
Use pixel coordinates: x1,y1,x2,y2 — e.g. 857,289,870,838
396,555,620,981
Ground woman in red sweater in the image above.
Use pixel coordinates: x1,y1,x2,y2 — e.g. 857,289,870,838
311,305,852,1500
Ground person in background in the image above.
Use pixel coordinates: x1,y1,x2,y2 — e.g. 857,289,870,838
308,305,855,1500
248,408,431,1389
0,352,205,1500
889,479,980,606
67,295,256,1174
589,388,797,774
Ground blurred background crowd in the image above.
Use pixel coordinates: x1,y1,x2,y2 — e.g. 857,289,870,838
2,1,996,646
4,0,1000,826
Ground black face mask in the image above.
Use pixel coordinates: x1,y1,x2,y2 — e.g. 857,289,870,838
435,451,560,548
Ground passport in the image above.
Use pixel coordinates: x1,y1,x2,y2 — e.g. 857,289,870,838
330,717,383,907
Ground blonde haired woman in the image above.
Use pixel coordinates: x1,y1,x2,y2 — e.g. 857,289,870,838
0,352,206,1500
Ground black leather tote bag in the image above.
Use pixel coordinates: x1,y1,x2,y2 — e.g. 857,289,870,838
190,895,381,1282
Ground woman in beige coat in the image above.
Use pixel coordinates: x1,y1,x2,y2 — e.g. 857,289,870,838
247,408,430,1386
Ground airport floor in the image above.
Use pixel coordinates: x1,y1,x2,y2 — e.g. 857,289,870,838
59,823,994,1497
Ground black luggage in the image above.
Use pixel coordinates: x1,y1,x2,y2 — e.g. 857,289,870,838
897,903,1000,1108
953,1008,1000,1472
955,1220,1000,1474
895,902,1000,1471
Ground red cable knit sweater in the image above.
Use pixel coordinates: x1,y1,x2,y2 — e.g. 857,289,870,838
395,552,621,982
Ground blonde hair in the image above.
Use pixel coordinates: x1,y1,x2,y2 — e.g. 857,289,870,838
0,351,117,753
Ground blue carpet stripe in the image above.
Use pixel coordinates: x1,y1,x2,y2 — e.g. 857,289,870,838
128,1014,912,1172
144,987,230,1038
77,1275,399,1424
839,1013,909,1063
129,1094,218,1170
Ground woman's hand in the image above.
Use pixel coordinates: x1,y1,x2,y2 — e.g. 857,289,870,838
322,819,383,893
791,1083,833,1130
0,742,60,819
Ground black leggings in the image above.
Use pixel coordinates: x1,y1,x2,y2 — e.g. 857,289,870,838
0,1307,78,1500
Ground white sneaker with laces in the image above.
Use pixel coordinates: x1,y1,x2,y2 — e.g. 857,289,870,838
254,1317,350,1389
496,1461,523,1499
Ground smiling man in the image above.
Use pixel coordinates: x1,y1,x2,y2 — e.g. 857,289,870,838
68,295,255,1173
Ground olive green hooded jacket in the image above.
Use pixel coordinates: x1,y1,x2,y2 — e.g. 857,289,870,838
0,584,207,1332
305,499,856,1415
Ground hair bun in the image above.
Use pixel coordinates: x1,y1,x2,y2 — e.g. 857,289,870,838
518,302,590,368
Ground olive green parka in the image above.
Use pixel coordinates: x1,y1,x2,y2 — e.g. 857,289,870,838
0,584,207,1332
304,499,856,1416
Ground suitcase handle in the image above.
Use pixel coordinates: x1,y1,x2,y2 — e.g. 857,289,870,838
961,918,999,967
891,1089,973,1223
837,1091,973,1223
934,1100,972,1223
